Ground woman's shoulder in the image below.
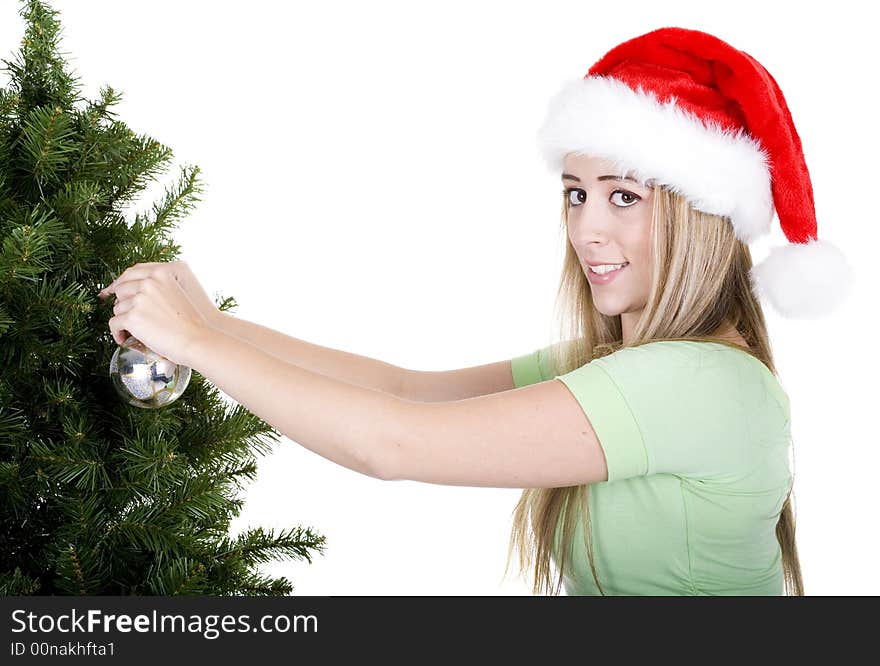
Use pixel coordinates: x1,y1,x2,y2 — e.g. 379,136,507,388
597,337,767,379
593,338,790,417
601,336,754,364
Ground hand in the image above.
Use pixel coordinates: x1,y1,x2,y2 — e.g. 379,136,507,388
101,260,223,326
98,262,214,367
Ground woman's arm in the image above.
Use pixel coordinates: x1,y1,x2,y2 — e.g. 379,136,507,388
184,328,609,488
216,312,408,398
403,360,517,402
217,313,518,402
384,379,609,487
186,327,401,480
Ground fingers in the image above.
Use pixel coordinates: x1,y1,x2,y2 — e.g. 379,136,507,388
99,261,179,299
99,266,143,298
100,278,144,302
106,285,140,345
113,296,135,317
99,261,190,349
107,314,131,347
100,262,181,346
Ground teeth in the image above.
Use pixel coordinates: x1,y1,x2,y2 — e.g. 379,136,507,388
589,262,627,274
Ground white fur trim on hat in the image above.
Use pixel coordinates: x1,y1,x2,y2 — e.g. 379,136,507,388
749,238,854,318
536,76,776,243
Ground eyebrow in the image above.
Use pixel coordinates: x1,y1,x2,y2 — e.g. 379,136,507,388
561,173,642,185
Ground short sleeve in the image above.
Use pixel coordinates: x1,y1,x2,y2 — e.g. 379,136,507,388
510,344,560,387
553,341,789,484
555,361,647,482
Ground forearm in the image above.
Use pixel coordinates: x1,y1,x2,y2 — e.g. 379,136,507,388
215,311,406,398
186,327,401,480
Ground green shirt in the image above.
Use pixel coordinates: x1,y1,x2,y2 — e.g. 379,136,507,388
510,340,792,595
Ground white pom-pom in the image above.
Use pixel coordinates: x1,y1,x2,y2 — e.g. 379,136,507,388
749,238,854,318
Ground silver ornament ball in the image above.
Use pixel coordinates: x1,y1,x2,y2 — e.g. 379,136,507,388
109,335,191,409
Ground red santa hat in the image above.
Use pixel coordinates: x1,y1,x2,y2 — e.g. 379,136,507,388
536,26,853,319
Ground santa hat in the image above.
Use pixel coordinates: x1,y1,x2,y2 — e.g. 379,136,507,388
536,26,853,319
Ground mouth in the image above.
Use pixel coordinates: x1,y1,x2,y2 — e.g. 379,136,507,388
586,261,629,284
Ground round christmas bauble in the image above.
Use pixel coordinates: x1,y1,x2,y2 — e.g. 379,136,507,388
109,335,191,409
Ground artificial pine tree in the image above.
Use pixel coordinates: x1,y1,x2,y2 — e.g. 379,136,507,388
0,0,326,595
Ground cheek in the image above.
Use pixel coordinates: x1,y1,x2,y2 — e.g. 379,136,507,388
631,242,652,269
628,214,653,260
619,228,652,287
619,229,651,265
633,243,654,289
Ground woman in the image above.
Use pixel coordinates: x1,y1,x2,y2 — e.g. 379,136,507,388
97,27,852,595
509,151,798,596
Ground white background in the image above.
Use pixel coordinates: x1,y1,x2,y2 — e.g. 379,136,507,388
1,0,875,596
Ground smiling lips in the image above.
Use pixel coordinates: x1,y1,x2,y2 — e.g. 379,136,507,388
586,262,629,285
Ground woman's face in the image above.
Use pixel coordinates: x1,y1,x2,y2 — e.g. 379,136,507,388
562,153,654,327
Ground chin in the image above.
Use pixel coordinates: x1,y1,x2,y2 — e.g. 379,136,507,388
593,303,628,318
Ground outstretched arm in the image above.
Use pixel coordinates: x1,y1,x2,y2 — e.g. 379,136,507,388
384,377,609,487
187,327,400,480
187,328,609,488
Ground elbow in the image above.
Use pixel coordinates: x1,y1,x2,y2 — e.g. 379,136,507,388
368,398,413,482
370,464,396,482
368,438,403,482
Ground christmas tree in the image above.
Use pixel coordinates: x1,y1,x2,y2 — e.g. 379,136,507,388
0,0,326,595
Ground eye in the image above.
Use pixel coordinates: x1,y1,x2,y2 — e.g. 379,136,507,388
562,187,641,208
610,189,640,207
562,187,586,207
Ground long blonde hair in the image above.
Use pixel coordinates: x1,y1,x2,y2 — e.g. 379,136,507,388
503,182,804,596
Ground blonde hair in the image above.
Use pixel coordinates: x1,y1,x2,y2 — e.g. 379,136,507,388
503,182,804,596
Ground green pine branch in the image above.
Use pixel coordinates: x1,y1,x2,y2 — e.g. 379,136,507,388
0,0,328,596
0,567,42,595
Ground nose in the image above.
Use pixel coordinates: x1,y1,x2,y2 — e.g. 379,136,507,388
567,198,613,245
